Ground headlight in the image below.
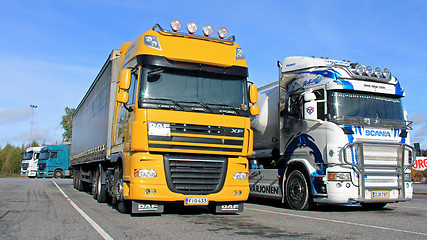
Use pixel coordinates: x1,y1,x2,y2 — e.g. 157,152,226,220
233,172,247,180
365,65,373,76
382,68,391,80
218,27,228,39
144,35,161,50
235,48,245,60
328,172,351,181
202,25,213,36
134,169,157,178
374,67,382,78
170,20,182,32
187,22,198,34
355,64,364,75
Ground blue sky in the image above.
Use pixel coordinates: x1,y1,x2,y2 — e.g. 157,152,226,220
1,0,427,148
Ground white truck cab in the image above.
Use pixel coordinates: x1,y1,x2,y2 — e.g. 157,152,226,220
250,56,415,210
21,146,43,178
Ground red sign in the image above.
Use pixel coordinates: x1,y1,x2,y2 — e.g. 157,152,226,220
413,157,427,171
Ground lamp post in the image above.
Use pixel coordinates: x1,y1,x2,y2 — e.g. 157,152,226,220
30,105,37,143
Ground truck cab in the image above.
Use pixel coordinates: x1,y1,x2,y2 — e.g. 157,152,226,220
250,56,414,210
70,21,259,214
21,146,42,178
38,144,71,178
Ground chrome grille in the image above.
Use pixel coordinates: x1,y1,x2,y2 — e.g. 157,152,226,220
341,142,414,199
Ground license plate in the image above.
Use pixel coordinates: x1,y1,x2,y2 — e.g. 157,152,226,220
372,191,390,199
184,198,208,206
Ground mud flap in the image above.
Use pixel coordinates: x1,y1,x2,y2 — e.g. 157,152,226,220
132,201,164,214
215,202,244,213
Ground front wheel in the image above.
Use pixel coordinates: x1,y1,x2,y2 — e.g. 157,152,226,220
112,166,131,213
285,170,314,210
93,167,108,203
54,170,63,178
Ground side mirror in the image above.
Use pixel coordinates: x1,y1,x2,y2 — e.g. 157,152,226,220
250,105,260,116
116,91,129,104
249,84,258,104
119,69,131,90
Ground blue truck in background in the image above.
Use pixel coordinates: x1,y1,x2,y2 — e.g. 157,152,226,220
37,143,72,178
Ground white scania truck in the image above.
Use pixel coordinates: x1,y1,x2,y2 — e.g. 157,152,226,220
249,56,415,210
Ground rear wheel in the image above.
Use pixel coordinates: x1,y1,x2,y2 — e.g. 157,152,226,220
73,169,78,189
77,168,86,191
285,170,314,210
361,202,387,210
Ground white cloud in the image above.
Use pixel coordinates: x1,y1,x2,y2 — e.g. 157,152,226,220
0,108,31,124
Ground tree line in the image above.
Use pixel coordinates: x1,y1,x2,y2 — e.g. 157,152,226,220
0,141,40,176
0,107,74,177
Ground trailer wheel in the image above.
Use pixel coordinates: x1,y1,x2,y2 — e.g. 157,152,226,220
73,169,78,189
285,170,314,210
77,168,86,191
54,170,63,178
361,202,387,210
113,165,131,213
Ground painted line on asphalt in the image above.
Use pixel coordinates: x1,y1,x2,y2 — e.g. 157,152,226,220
246,207,427,237
52,180,114,240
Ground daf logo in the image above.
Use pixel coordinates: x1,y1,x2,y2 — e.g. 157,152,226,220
148,122,171,136
221,204,239,211
138,204,158,211
149,123,170,129
231,129,244,134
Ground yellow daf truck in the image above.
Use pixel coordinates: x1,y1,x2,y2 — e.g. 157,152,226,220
70,20,259,214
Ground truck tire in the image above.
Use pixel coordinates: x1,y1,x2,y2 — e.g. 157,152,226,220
361,202,387,210
54,170,63,178
77,168,86,191
73,169,78,189
113,165,131,213
93,167,108,203
285,170,314,210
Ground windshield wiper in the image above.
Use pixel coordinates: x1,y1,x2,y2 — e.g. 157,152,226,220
205,103,241,116
140,98,184,110
176,101,214,113
148,67,164,75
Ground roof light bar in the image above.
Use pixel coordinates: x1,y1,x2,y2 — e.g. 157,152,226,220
352,63,392,80
187,22,198,34
170,20,182,32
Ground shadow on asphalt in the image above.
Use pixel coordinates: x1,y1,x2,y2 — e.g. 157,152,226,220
247,196,395,213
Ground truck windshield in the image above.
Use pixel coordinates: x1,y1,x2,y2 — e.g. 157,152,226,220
328,91,406,128
138,66,249,116
23,151,33,160
39,151,49,160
